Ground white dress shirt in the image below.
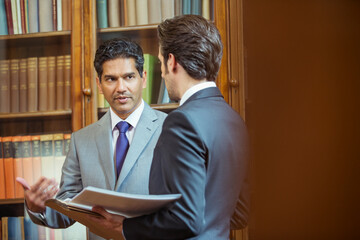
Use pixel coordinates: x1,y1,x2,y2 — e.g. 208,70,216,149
179,81,217,106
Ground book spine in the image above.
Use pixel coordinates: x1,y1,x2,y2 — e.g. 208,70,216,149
64,55,71,110
174,0,182,16
10,58,20,113
142,54,156,104
97,90,104,108
38,56,48,111
31,135,41,183
0,137,6,199
135,0,148,25
19,58,27,112
63,133,71,154
202,0,210,20
47,56,56,111
28,0,38,33
40,134,54,179
52,0,56,31
119,0,125,26
125,0,135,26
10,0,18,34
53,133,64,185
191,0,201,15
39,0,53,32
56,55,64,110
182,0,191,15
3,136,15,199
96,0,108,28
19,0,25,33
161,0,174,21
21,136,33,185
12,136,24,198
61,0,70,31
0,0,9,35
24,0,29,33
56,0,61,30
4,0,14,34
27,57,38,112
148,0,161,24
15,0,22,34
0,59,11,113
108,0,120,28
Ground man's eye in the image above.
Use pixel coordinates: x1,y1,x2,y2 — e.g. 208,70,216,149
126,75,135,80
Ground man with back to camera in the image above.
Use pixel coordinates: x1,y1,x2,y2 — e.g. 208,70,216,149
16,38,167,240
89,15,249,240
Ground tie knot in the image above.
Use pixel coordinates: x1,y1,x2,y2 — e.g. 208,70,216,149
116,121,130,133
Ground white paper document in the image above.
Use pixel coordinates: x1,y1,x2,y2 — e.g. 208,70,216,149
60,186,181,218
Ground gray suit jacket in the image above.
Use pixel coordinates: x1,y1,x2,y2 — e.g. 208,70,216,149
28,103,167,239
124,87,249,239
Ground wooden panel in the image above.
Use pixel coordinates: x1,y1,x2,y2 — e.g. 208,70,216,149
71,0,84,131
228,0,246,119
214,0,229,103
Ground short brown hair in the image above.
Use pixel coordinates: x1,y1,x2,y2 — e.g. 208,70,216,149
157,15,223,82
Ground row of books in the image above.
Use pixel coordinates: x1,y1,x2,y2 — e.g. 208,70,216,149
0,0,72,36
97,53,171,107
0,133,71,200
1,214,86,240
0,55,71,114
96,0,212,28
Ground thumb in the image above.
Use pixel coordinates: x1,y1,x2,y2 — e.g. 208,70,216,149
16,177,31,190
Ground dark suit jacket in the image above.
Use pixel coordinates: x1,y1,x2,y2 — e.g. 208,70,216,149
124,87,249,239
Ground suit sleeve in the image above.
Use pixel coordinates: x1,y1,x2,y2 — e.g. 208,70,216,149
27,133,82,228
123,110,207,239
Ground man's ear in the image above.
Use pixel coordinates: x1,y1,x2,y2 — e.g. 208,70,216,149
142,70,147,89
167,53,177,72
96,77,103,94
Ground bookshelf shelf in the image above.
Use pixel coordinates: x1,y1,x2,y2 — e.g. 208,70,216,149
0,110,72,119
0,31,71,41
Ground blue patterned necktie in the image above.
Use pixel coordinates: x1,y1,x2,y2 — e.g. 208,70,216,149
115,121,130,178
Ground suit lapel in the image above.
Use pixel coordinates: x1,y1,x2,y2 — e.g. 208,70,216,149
95,111,116,190
115,104,159,189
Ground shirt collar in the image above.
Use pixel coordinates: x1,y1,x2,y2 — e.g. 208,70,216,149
110,99,145,130
179,81,217,106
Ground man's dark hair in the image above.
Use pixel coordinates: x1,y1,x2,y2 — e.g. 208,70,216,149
94,38,144,80
157,15,223,82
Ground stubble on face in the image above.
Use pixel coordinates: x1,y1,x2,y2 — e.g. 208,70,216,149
99,58,145,119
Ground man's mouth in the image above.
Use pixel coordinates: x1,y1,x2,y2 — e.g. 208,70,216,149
115,96,129,104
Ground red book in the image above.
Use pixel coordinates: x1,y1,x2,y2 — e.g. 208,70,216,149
4,0,14,35
0,137,6,199
12,136,24,198
20,0,26,33
21,136,33,185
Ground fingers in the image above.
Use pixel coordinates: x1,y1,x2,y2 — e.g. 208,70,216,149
16,177,31,191
24,177,59,213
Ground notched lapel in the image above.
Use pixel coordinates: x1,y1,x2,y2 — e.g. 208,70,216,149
115,105,160,189
95,112,116,190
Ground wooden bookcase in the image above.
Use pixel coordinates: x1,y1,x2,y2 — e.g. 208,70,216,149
1,0,246,238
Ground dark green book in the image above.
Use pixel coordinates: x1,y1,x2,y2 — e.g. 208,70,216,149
96,0,108,28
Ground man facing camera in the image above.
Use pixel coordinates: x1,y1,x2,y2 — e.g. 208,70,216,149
90,15,249,240
17,38,167,240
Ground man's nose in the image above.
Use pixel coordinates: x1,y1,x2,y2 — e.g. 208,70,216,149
115,79,126,92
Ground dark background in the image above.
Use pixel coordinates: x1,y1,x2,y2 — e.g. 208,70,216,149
243,0,360,239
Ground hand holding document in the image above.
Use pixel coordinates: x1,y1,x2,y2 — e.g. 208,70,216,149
45,186,181,239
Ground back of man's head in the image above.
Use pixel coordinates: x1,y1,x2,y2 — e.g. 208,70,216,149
157,15,223,82
94,38,145,79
